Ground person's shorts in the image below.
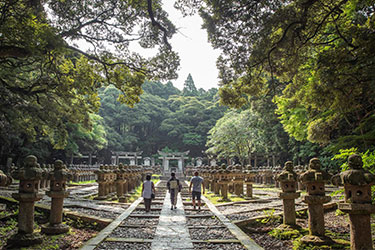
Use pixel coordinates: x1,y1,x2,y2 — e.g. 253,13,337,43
192,191,201,200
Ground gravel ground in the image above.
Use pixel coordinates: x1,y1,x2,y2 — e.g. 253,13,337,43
242,209,355,249
185,210,214,216
67,207,120,219
187,217,224,226
251,231,293,250
227,210,270,221
189,227,236,240
193,243,247,249
121,217,159,227
95,242,151,249
132,210,161,215
110,226,156,239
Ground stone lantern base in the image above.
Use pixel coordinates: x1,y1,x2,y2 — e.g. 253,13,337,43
300,235,333,245
41,223,69,235
94,195,107,200
7,232,43,247
118,196,127,203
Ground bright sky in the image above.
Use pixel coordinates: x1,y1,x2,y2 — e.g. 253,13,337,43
162,1,221,90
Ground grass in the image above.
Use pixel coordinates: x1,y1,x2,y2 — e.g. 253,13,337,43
127,184,143,203
204,191,246,204
69,180,96,185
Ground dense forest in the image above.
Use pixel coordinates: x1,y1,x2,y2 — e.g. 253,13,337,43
0,0,374,171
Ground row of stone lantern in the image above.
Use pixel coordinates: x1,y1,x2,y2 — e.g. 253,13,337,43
197,164,255,200
68,164,97,182
277,155,375,250
8,155,71,247
95,164,149,202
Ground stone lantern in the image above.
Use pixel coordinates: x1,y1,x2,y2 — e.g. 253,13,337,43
218,164,230,201
115,164,127,203
127,165,136,194
201,166,209,191
299,158,332,244
122,165,131,199
244,165,255,199
276,161,300,227
9,155,44,246
41,160,71,235
332,154,375,250
102,165,111,196
213,166,221,195
95,165,106,200
233,164,244,197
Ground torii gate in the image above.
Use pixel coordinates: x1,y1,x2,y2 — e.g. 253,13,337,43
111,151,143,165
158,151,189,173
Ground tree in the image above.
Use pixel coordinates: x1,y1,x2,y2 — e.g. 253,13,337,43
0,0,180,162
206,110,266,165
182,73,198,96
181,0,375,151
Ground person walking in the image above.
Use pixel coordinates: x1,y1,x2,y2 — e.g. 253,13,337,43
167,172,180,210
189,171,205,210
142,175,155,212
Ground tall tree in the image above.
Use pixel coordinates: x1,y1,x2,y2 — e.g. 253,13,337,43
0,0,180,162
182,73,198,96
178,0,375,151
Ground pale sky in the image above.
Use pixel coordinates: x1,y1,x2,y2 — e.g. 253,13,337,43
162,1,221,90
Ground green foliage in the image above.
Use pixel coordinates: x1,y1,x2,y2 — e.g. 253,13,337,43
269,228,302,240
192,0,375,152
182,74,198,96
332,148,375,172
257,209,281,224
0,0,180,162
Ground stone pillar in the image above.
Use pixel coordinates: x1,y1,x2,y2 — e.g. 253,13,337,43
213,170,220,195
42,160,71,234
9,155,43,246
178,158,183,172
332,154,375,250
276,161,300,227
116,164,127,202
299,158,332,244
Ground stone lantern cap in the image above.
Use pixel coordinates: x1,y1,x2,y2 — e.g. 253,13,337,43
277,161,298,182
299,158,331,184
11,155,44,181
333,154,375,186
332,154,375,205
48,160,72,182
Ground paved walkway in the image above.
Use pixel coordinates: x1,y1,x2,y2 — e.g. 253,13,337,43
151,192,194,250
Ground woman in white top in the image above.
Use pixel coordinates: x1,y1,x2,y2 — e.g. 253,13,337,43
142,175,155,212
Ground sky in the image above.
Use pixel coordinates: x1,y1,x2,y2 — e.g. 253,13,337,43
162,1,221,91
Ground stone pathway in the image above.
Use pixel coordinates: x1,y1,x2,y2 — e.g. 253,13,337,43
151,192,194,250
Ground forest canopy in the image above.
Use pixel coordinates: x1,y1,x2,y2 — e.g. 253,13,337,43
1,0,374,168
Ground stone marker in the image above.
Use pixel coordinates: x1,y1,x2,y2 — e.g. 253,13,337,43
115,164,127,202
9,155,44,246
299,158,332,244
276,161,300,227
332,154,375,250
95,165,107,200
42,160,71,235
244,165,255,199
218,164,230,202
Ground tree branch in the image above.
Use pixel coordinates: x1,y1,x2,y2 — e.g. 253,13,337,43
147,0,172,50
